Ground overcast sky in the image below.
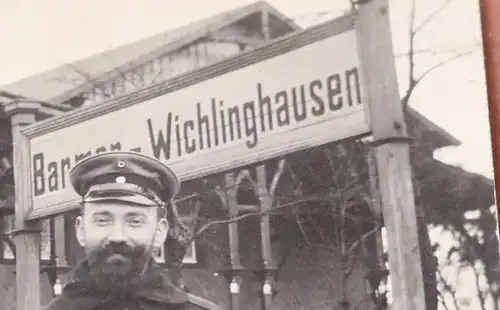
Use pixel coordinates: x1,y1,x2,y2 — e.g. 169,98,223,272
0,0,493,180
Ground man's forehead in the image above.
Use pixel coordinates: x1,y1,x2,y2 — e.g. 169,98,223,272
84,202,156,216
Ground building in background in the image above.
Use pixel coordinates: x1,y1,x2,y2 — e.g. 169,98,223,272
0,1,495,309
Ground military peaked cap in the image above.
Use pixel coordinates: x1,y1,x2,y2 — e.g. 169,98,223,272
69,151,180,206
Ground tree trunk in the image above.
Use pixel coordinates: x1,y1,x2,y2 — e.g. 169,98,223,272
416,203,438,310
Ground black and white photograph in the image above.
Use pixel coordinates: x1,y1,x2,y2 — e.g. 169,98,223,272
0,0,497,309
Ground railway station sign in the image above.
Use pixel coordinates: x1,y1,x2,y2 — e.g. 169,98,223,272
16,13,370,220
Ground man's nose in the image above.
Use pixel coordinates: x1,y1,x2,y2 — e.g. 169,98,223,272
107,223,127,242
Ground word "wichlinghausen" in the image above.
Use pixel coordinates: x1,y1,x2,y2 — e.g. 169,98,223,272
147,67,362,161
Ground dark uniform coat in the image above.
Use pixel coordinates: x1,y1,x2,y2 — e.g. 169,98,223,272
41,260,223,310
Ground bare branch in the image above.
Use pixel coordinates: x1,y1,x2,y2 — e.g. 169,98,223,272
188,200,201,229
186,198,273,245
405,0,418,103
194,210,265,237
401,46,478,105
344,221,366,282
277,197,369,222
344,250,360,285
174,192,200,203
472,263,488,310
437,290,451,310
417,47,478,82
402,0,466,110
285,163,330,246
395,47,475,58
353,292,384,310
413,0,459,34
348,223,381,256
436,267,460,310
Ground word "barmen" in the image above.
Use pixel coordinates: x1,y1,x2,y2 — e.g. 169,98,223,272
32,142,142,197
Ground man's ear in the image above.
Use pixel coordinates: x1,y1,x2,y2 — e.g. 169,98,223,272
75,216,86,248
153,218,169,249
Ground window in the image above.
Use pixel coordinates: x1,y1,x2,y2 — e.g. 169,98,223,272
1,215,52,262
1,215,14,260
153,240,197,265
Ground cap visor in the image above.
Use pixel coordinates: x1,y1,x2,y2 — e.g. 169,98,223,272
83,192,158,206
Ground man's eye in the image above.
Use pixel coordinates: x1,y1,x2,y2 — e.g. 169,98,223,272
94,217,111,225
128,218,144,227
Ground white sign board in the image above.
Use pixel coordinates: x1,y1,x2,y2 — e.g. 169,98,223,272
18,14,370,219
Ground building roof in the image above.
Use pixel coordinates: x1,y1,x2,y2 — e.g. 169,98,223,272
1,1,299,105
406,107,460,147
0,1,460,147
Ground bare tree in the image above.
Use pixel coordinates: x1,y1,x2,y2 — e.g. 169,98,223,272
352,0,495,309
400,0,497,309
435,244,463,310
162,139,385,309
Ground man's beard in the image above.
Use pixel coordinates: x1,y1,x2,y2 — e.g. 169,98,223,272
85,242,152,293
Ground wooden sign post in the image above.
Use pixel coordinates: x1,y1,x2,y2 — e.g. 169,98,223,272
6,1,425,309
357,1,426,309
4,101,42,310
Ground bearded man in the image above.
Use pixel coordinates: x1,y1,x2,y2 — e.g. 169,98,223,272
41,151,223,310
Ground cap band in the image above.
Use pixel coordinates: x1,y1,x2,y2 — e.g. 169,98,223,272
90,173,164,196
84,183,165,207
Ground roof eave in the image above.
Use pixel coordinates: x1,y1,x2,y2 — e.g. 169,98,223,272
255,1,303,32
406,106,461,147
1,92,73,120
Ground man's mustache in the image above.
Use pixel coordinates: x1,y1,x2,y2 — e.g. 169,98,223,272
87,242,147,265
